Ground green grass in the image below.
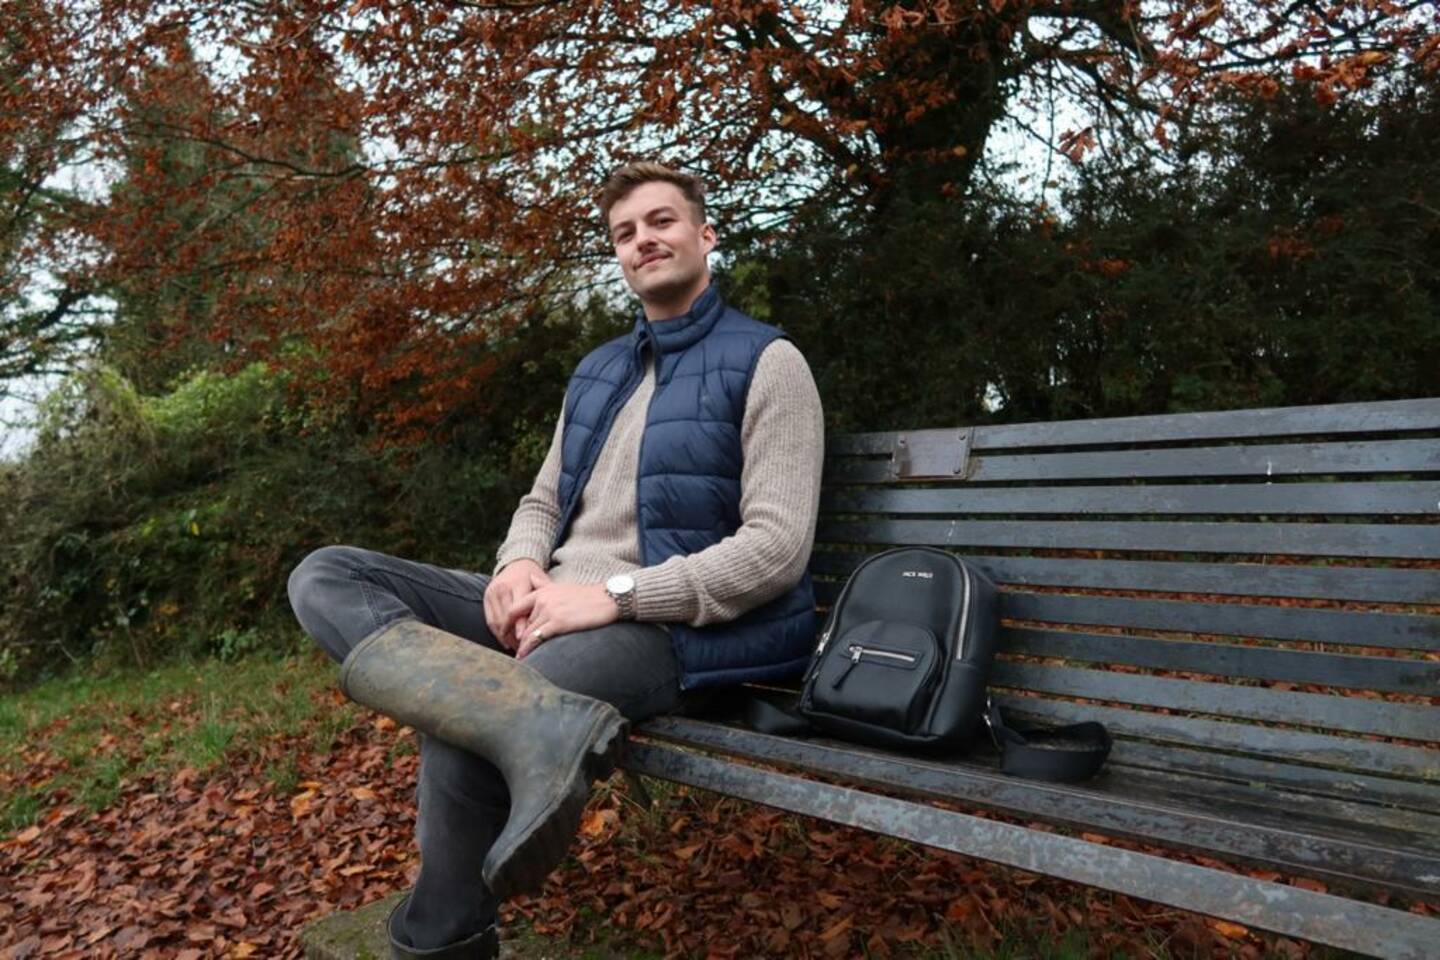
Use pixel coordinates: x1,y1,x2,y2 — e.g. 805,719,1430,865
0,648,355,831
927,924,1096,959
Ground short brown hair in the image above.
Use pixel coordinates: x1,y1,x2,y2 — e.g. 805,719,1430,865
598,162,707,226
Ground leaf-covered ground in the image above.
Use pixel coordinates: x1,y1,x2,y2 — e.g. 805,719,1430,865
0,653,1406,959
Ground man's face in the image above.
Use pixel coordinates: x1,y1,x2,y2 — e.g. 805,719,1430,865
608,180,716,317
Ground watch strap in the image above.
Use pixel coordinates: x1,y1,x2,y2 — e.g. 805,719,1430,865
607,579,637,619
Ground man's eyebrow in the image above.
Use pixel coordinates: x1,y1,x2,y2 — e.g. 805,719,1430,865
610,205,681,236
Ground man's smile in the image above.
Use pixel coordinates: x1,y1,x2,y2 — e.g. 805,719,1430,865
637,252,670,269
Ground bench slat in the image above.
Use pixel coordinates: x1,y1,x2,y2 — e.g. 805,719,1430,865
822,481,1440,516
634,717,1440,898
625,738,1440,959
1100,766,1440,865
1003,628,1438,695
995,696,1436,779
816,517,1440,559
809,552,1440,604
1000,593,1440,652
1110,740,1440,817
992,663,1438,741
828,398,1440,454
812,580,1440,652
720,681,1439,807
826,438,1440,484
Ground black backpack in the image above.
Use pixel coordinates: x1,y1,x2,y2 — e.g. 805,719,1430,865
744,546,1111,781
799,545,997,753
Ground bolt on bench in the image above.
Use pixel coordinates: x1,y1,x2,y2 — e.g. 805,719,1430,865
623,397,1440,960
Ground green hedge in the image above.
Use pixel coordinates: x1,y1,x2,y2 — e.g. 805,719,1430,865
0,361,551,684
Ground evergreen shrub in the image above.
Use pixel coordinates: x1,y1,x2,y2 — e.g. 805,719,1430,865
0,361,552,685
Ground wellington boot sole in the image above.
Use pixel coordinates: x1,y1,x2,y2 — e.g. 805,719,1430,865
481,709,629,899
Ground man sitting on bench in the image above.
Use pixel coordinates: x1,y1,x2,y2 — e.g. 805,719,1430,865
286,161,825,960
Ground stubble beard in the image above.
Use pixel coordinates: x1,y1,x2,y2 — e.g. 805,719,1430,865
635,260,703,313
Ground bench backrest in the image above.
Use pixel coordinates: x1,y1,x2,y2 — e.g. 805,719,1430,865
812,398,1439,810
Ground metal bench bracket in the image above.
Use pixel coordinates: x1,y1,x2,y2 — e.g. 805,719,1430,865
889,428,973,480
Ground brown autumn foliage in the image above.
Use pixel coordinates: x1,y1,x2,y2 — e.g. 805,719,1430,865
7,686,1421,960
4,0,1436,443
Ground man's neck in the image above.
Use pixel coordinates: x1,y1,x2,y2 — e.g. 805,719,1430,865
643,278,711,322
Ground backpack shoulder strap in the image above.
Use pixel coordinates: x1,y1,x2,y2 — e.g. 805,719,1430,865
984,699,1112,783
742,693,812,736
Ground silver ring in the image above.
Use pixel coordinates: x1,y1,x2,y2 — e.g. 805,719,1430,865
531,627,545,640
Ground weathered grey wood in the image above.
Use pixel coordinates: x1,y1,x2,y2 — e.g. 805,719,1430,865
990,663,1439,740
826,438,1440,484
999,593,1440,652
821,481,1440,516
634,716,1440,898
992,695,1438,779
624,739,1440,959
816,517,1440,559
1002,628,1439,695
810,581,1440,651
1093,767,1440,867
618,400,1440,952
698,683,1440,815
827,397,1440,454
703,679,1438,795
808,551,1440,604
1109,740,1440,816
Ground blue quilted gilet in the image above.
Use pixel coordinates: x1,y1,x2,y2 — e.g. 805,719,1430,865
552,283,817,690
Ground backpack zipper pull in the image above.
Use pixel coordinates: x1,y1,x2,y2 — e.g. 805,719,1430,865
831,645,864,689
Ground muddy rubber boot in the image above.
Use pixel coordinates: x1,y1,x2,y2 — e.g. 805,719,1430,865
385,892,499,959
340,619,629,900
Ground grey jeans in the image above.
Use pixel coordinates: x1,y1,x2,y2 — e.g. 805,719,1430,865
286,545,685,950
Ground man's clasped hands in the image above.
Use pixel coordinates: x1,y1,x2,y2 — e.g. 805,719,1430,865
482,559,624,660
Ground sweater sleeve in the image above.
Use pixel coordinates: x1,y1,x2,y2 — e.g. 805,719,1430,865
492,398,565,576
630,338,825,626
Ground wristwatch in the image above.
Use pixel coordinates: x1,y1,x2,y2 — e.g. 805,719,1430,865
605,573,637,620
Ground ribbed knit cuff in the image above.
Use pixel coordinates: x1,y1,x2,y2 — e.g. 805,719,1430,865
492,542,551,578
631,562,700,625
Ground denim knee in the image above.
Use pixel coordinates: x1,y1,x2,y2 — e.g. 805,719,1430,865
287,544,372,661
288,545,348,619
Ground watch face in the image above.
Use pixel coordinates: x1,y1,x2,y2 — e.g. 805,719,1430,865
608,573,635,594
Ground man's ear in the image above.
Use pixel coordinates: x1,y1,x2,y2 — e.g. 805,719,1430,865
700,222,717,256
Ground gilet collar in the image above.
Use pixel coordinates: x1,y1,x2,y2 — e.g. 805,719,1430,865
630,282,723,355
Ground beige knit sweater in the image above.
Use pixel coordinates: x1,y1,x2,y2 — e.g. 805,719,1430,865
492,337,825,627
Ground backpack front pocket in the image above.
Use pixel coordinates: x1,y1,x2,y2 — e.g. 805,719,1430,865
809,620,940,732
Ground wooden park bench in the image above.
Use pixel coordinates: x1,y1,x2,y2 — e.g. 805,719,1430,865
623,397,1440,959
